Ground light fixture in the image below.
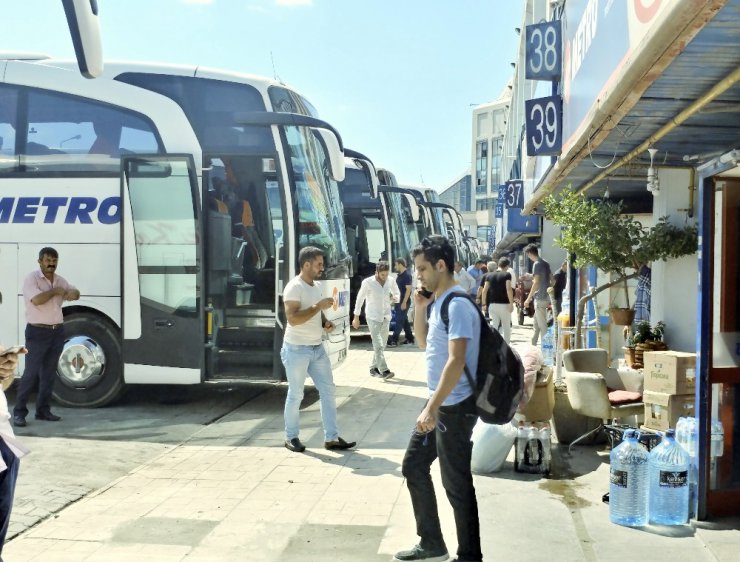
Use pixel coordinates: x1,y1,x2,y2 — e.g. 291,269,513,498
603,180,610,199
647,147,660,194
514,27,521,35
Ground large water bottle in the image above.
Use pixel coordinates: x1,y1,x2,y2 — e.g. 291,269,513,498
515,423,527,471
541,325,555,366
649,429,690,525
609,429,649,527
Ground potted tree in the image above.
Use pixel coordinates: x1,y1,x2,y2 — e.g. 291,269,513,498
543,189,698,345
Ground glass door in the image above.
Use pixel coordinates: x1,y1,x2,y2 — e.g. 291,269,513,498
121,156,203,378
698,173,740,518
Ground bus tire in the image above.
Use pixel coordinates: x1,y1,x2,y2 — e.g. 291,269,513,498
53,312,125,408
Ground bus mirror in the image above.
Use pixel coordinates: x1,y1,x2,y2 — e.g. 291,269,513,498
403,194,421,222
314,128,345,182
61,0,103,78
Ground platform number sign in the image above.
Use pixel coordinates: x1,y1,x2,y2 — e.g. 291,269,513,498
495,184,505,217
525,95,562,156
525,20,561,81
504,180,524,209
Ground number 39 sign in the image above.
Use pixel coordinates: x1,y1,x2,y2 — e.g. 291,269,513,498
525,95,562,156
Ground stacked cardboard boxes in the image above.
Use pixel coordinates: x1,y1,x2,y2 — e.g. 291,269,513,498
642,351,696,431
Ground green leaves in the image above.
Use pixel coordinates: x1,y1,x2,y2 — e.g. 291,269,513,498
543,189,698,279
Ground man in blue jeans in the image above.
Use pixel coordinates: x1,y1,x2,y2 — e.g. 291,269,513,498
388,258,414,347
395,235,482,562
281,246,356,453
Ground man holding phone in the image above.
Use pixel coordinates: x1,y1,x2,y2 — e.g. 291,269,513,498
280,246,355,453
1,345,29,560
13,247,79,427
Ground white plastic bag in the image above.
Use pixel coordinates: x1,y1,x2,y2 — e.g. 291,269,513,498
471,419,517,473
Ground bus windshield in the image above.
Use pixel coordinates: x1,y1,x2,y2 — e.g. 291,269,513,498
284,125,348,278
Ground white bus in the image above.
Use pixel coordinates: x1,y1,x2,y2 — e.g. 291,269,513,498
0,57,351,407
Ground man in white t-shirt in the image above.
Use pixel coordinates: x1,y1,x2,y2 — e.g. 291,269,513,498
281,246,356,453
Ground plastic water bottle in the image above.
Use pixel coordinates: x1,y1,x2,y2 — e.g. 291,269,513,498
515,423,527,470
609,429,649,527
525,426,541,468
675,416,688,451
649,429,690,525
539,423,551,474
541,325,555,366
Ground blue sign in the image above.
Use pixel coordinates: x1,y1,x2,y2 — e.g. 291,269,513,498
525,20,562,81
504,180,524,209
525,95,562,156
561,0,630,150
507,207,540,234
494,202,504,218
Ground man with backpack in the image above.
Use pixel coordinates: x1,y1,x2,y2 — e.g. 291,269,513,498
394,235,482,562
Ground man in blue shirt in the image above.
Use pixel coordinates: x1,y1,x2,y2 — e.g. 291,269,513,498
395,235,482,562
466,260,485,300
389,258,415,347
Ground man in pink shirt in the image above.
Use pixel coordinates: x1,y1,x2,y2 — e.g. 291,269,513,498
13,248,79,427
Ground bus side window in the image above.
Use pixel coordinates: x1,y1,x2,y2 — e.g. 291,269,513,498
0,85,19,173
21,88,162,175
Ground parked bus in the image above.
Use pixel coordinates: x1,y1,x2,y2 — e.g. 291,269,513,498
339,152,386,324
0,57,350,406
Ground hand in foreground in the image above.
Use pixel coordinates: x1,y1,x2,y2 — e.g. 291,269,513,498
415,404,438,434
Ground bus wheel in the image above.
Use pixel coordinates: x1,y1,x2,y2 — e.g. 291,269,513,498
53,313,125,408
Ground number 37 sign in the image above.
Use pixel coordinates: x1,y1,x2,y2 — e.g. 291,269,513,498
525,95,562,157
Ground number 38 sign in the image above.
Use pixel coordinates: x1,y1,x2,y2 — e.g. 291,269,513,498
525,20,561,81
525,95,562,156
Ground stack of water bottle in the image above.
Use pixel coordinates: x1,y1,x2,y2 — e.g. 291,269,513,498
609,418,725,526
514,421,551,474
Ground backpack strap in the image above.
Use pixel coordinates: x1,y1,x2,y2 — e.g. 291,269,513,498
438,292,486,395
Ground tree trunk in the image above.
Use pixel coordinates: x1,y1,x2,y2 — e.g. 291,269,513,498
575,272,640,346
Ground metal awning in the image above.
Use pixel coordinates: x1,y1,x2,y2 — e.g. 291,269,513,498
524,0,740,213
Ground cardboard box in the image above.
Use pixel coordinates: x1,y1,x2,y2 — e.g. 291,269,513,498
642,391,695,431
518,366,555,422
643,351,696,394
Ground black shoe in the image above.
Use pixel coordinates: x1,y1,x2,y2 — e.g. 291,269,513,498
381,370,395,380
394,544,449,562
370,367,382,377
12,415,26,427
387,340,398,348
35,412,61,422
324,437,356,450
403,338,415,345
284,438,306,453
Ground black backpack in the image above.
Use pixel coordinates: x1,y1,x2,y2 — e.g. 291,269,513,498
435,292,524,424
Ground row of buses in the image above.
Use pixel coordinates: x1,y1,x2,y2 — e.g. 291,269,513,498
0,54,475,407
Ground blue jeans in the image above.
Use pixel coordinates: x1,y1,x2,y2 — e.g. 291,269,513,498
0,438,20,560
401,394,481,561
281,342,338,441
391,303,413,343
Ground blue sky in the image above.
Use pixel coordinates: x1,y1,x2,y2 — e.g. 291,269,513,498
2,0,522,190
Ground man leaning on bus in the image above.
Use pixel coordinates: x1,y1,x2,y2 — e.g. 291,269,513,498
280,246,356,453
13,247,79,427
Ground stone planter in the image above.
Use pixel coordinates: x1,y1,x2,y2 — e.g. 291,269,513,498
551,385,606,446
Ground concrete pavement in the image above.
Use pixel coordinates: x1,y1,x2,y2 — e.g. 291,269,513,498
4,321,739,561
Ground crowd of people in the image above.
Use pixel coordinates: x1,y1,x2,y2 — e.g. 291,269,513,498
2,238,560,562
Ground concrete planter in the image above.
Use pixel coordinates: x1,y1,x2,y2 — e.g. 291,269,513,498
551,386,606,445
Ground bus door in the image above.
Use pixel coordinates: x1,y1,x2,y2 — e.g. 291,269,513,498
121,155,203,384
203,153,286,381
